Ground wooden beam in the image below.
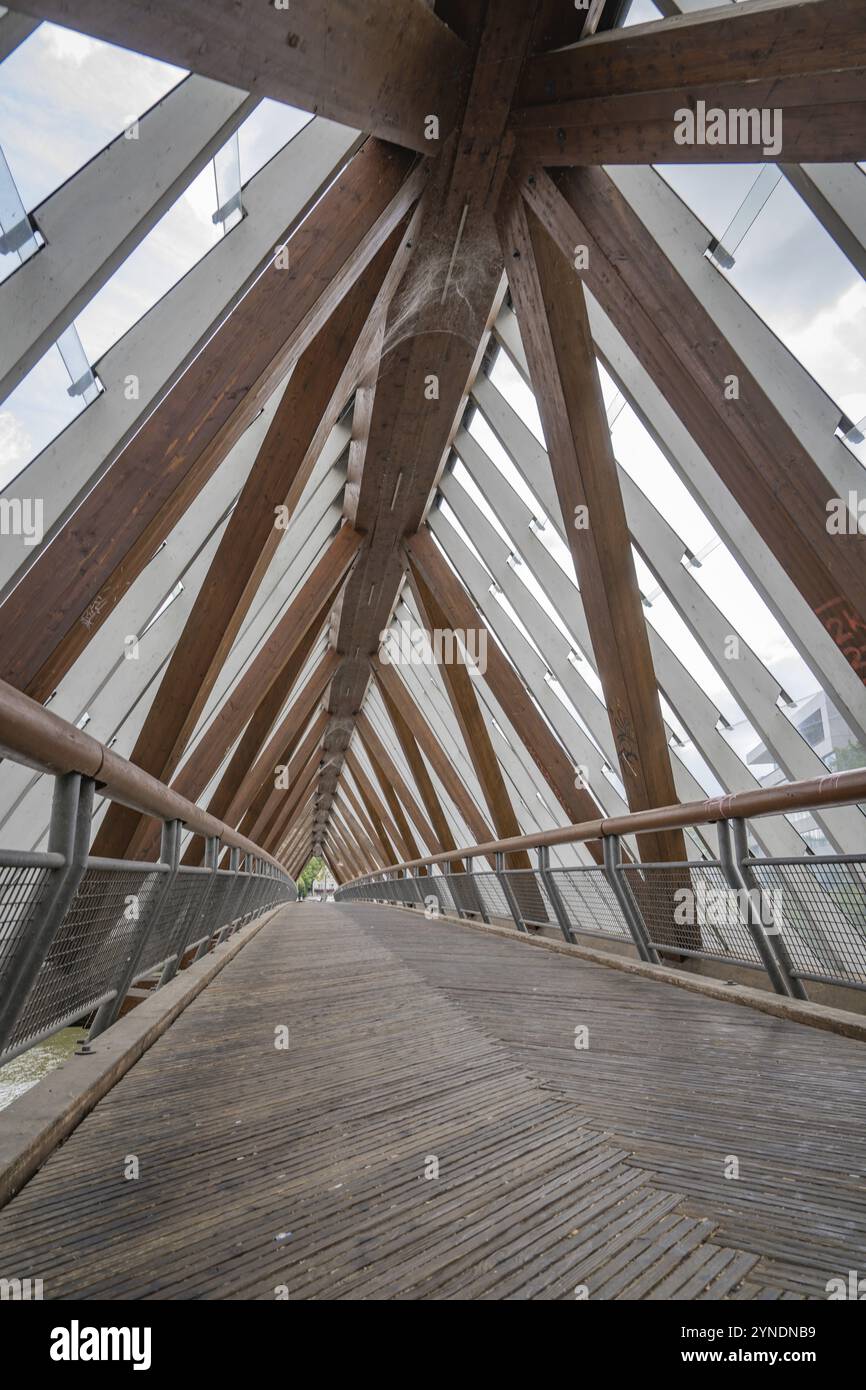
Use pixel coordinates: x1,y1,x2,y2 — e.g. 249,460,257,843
513,0,866,163
355,710,442,859
0,140,421,703
326,820,364,881
258,713,330,851
18,0,469,153
511,78,866,165
339,774,395,866
354,728,426,864
223,649,339,836
330,800,375,872
372,656,493,858
344,748,410,862
99,228,404,864
518,0,866,104
406,526,605,841
406,562,532,871
334,796,383,871
496,182,685,864
109,524,363,860
188,620,336,866
268,767,320,860
312,0,540,839
282,813,313,873
521,165,866,689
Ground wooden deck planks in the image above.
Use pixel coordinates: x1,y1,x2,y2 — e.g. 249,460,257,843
1,901,861,1299
343,905,866,1298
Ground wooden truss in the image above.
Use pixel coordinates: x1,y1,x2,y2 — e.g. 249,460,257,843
0,0,864,879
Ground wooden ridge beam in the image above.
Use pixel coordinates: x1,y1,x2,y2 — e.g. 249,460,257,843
17,0,470,154
521,165,866,689
0,140,422,703
496,181,685,864
312,0,540,840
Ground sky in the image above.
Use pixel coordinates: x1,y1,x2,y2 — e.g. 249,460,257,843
0,22,308,487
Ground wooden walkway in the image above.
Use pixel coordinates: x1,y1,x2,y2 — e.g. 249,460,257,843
0,902,864,1299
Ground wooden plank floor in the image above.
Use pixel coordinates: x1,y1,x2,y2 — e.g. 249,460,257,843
0,902,862,1299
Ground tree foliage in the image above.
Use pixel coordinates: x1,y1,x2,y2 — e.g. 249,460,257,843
297,855,324,894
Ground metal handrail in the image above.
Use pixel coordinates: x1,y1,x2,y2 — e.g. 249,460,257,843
336,768,866,1004
337,765,866,884
0,677,296,1062
0,676,287,873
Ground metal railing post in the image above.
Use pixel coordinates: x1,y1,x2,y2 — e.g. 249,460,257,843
194,836,223,960
233,853,256,929
496,852,527,933
537,846,575,944
89,819,182,1040
465,854,490,922
602,834,659,964
158,834,219,985
0,772,95,1056
218,847,244,941
719,819,806,999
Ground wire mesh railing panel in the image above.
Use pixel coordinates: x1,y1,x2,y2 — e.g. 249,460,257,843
621,862,765,963
749,857,866,985
501,869,555,928
0,863,57,987
7,866,164,1052
424,873,457,916
470,871,511,920
392,877,422,906
137,871,203,975
552,867,631,939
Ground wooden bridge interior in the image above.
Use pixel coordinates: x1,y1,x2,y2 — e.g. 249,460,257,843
0,0,864,1304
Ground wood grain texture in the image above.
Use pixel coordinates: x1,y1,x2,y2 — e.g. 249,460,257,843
3,903,859,1299
521,165,866,687
0,141,420,702
18,0,470,152
496,184,685,866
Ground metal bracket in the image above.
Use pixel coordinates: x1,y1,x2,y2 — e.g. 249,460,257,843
495,852,528,933
720,819,807,1000
602,834,658,965
537,846,575,944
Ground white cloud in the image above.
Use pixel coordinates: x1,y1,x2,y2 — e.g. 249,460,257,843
0,410,33,489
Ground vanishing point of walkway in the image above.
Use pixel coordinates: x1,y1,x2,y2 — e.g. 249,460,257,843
0,903,864,1299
